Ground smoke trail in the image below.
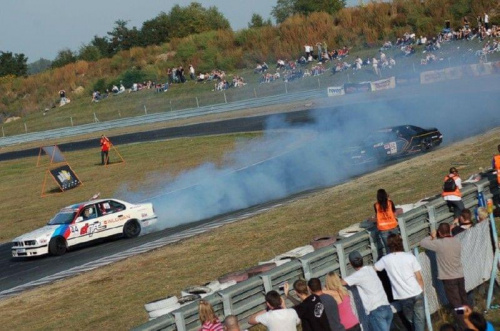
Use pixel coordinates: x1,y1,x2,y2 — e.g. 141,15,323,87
119,75,500,231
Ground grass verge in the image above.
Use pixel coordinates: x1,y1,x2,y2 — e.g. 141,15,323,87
0,125,499,329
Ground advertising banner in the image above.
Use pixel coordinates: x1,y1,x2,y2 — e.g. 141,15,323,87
444,66,463,80
49,165,81,191
370,77,396,91
327,86,345,97
344,82,372,94
468,63,494,76
420,69,447,84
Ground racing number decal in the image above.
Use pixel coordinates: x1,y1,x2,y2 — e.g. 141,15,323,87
384,142,397,155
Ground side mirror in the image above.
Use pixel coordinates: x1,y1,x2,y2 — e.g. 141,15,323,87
76,216,84,222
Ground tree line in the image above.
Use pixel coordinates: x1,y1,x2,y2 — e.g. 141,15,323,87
0,0,347,77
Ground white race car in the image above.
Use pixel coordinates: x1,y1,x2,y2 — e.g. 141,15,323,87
11,198,157,258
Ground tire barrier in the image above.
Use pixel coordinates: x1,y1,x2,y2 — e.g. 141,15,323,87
133,170,498,331
310,235,337,250
178,294,201,305
218,270,249,284
148,303,181,319
246,263,277,277
144,296,179,313
181,286,213,298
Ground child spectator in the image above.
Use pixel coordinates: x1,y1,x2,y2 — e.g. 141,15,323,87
198,300,223,331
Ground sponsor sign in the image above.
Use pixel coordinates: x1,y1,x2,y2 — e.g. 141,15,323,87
468,63,493,76
49,165,81,191
344,82,371,94
327,86,345,97
492,61,500,73
420,69,447,84
370,77,396,91
444,67,463,80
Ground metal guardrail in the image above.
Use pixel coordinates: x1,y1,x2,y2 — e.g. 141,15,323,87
0,89,323,148
132,171,498,331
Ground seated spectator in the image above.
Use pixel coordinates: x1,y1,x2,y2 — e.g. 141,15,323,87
198,300,223,331
197,72,206,82
277,59,286,70
298,56,307,65
389,58,396,68
323,272,360,331
91,91,101,103
111,85,119,94
248,290,300,331
254,63,263,74
118,84,125,93
354,57,362,70
452,208,474,236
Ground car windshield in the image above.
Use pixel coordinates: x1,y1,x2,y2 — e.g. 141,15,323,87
364,131,397,144
47,211,76,225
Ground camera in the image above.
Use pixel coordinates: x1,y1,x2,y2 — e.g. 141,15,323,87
454,307,465,315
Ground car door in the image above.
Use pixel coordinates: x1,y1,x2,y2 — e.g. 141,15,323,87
97,200,130,236
68,204,106,245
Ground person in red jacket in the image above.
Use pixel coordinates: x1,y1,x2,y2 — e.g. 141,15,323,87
492,144,500,185
100,135,110,165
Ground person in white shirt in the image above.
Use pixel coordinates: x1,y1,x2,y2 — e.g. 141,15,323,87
341,251,392,331
374,234,425,331
248,290,300,331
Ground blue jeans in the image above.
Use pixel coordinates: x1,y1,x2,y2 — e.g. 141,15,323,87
368,305,393,331
378,227,400,254
400,293,425,331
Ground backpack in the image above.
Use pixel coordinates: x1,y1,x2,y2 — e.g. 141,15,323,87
443,176,457,192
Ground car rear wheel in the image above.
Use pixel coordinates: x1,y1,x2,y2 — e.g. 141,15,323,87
123,220,141,238
49,237,67,256
421,138,433,152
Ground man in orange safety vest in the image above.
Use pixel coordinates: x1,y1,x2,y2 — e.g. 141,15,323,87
100,135,111,165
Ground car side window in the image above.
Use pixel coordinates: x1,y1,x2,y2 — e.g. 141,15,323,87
81,205,97,220
98,200,125,215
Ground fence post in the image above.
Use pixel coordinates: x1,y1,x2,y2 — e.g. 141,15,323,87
94,113,99,123
414,247,434,331
24,123,27,134
70,117,73,127
196,97,200,108
254,88,257,98
224,92,227,104
486,212,499,310
144,105,147,115
118,111,121,118
170,100,173,111
413,63,416,73
2,126,4,137
347,74,350,83
318,78,321,88
285,82,288,94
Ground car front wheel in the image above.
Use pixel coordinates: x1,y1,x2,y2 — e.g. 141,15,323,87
123,220,141,238
49,237,67,256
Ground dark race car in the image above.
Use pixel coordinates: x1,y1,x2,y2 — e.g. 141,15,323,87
350,125,443,164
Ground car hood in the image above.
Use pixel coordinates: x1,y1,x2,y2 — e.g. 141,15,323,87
13,225,60,242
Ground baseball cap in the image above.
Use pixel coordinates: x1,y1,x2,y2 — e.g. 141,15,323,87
348,250,363,264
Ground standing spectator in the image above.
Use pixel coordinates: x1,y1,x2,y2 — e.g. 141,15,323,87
305,44,312,58
341,251,393,331
324,272,361,331
372,58,380,76
198,300,224,331
248,290,300,331
492,144,500,185
373,189,399,253
442,167,464,224
100,135,110,165
284,279,332,331
484,13,489,30
316,42,323,60
223,315,241,331
308,278,345,331
374,234,425,331
189,64,196,80
452,208,473,236
420,223,468,330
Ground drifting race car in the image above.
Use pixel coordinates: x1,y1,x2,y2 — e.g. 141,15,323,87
11,198,157,258
350,125,443,164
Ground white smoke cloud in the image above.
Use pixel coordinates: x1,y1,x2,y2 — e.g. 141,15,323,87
118,75,500,232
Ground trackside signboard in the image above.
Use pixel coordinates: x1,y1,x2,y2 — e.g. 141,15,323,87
49,165,81,191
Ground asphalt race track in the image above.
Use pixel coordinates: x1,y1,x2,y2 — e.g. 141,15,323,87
1,75,499,297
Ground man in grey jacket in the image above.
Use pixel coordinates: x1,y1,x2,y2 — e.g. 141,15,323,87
420,222,468,329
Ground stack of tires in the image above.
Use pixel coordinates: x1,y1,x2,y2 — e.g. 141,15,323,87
144,296,181,320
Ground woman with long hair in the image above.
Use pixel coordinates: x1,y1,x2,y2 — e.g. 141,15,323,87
198,300,223,331
374,188,399,253
324,272,361,331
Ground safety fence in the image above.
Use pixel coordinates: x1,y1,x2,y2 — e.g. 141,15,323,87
132,170,499,331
